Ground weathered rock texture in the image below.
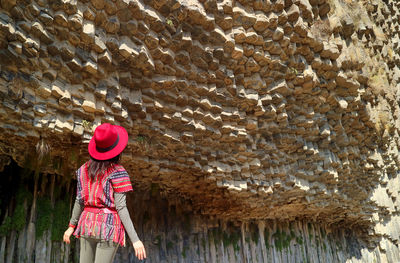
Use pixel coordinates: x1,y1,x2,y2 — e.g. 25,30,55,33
0,0,400,261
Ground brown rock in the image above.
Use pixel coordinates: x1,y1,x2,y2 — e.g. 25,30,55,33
267,12,278,29
319,3,330,17
296,0,313,20
231,45,244,60
91,0,105,10
272,27,284,41
82,92,96,113
233,4,257,29
69,13,83,30
104,16,120,34
1,0,16,10
246,57,260,72
273,0,285,12
31,22,53,44
80,20,95,44
287,4,300,22
0,1,400,257
341,16,354,38
54,11,68,27
294,17,307,37
253,12,269,32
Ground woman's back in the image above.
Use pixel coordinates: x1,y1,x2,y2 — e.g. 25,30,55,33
74,160,133,246
77,161,132,209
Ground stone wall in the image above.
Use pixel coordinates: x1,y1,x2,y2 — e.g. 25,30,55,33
1,0,400,262
0,163,392,263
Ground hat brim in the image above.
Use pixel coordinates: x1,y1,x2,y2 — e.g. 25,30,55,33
88,125,128,161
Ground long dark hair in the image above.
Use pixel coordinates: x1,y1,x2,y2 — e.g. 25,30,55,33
88,154,121,179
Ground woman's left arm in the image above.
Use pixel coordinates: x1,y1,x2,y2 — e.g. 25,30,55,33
115,192,146,260
115,193,140,243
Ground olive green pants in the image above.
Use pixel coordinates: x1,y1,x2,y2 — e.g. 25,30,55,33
80,237,119,263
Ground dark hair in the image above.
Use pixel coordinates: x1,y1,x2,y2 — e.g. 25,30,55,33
88,154,121,179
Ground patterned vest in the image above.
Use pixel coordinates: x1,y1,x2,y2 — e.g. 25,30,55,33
73,161,133,246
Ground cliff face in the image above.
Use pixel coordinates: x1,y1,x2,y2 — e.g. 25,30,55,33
0,0,400,262
0,163,392,263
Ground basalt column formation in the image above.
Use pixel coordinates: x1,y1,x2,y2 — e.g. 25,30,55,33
1,0,400,262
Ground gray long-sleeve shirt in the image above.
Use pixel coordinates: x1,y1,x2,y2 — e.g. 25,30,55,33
69,192,140,244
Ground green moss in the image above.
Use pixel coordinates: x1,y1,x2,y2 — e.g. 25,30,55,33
136,135,147,143
211,228,222,244
51,199,69,241
36,197,52,239
308,224,313,240
223,232,230,247
321,228,326,238
251,227,259,245
288,67,300,75
0,216,12,236
155,235,162,250
12,189,31,232
181,245,188,258
336,241,343,250
16,188,33,204
11,203,26,232
0,189,31,236
272,229,293,251
274,229,283,251
233,235,240,252
166,240,174,250
82,120,93,131
290,230,295,239
264,229,270,249
296,236,304,245
155,235,161,243
222,230,241,252
155,235,161,244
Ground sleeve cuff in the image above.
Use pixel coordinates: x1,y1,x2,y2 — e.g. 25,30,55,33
68,223,76,228
113,185,133,193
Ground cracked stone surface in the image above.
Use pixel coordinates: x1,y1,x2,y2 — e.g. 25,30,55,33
1,0,400,261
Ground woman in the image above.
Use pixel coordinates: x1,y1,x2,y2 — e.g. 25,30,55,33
63,123,146,262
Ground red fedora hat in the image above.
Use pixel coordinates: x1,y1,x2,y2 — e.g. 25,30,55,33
88,123,128,160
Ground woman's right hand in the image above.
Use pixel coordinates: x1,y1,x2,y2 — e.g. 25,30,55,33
133,240,146,260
